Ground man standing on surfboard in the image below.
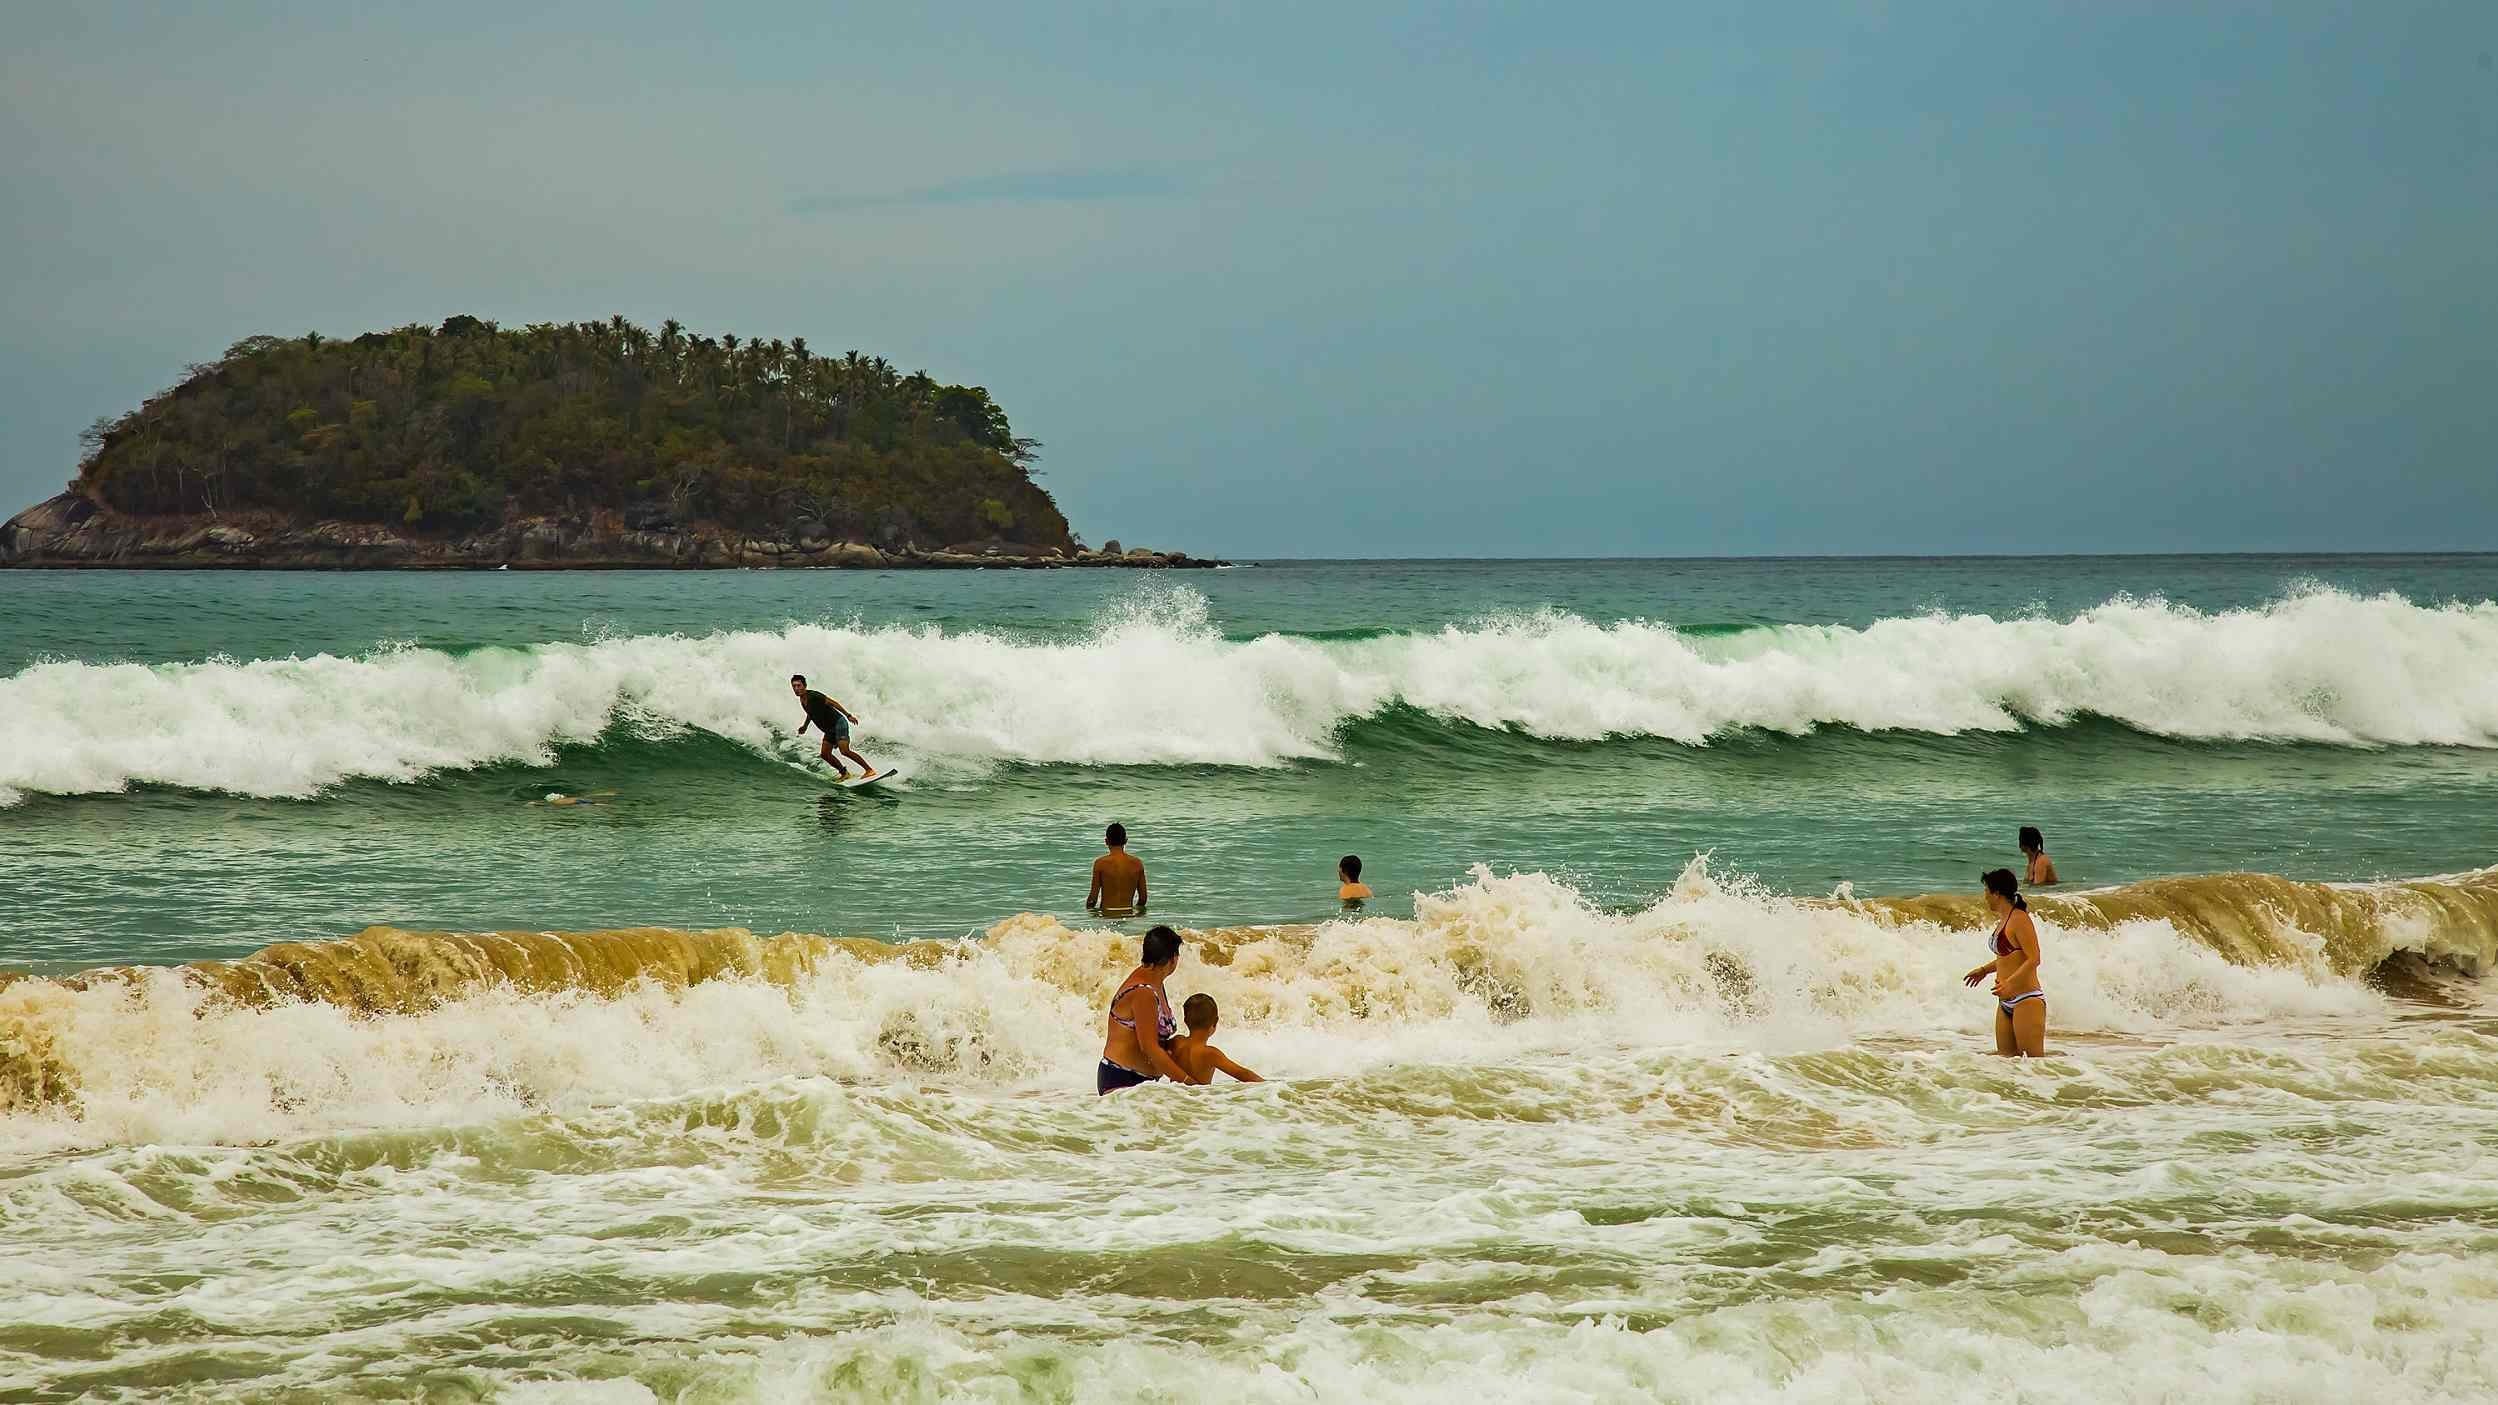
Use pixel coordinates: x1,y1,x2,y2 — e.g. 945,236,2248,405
791,674,878,780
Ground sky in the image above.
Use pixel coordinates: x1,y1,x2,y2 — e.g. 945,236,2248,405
2,1,2492,557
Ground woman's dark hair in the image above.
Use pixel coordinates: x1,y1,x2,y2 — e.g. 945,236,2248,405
1106,822,1127,847
1141,924,1182,966
1339,854,1362,881
2018,826,2044,854
1981,868,2027,910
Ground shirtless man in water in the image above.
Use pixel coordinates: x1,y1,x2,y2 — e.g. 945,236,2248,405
1086,823,1147,917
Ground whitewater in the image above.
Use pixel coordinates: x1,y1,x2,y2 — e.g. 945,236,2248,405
8,585,2498,806
6,866,2498,1400
7,558,2498,1400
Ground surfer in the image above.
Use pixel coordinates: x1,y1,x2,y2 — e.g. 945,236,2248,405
1087,823,1148,917
2020,826,2059,886
790,674,877,780
1965,868,2048,1057
1099,925,1194,1093
1338,854,1373,906
1171,994,1263,1085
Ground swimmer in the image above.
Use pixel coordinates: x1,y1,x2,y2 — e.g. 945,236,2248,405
1337,854,1373,905
791,674,877,780
1098,925,1193,1094
2020,826,2059,886
1086,823,1148,917
1170,994,1263,1085
534,790,616,807
1964,868,2048,1057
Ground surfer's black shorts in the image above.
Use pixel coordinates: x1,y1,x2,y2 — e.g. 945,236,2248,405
830,715,850,742
1097,1060,1154,1095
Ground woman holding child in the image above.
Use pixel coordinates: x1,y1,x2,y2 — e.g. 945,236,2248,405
1099,926,1193,1094
1097,925,1266,1094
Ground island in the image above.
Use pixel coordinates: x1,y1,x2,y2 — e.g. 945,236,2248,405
0,316,1212,570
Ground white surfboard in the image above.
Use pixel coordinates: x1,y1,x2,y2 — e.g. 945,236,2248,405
786,761,896,787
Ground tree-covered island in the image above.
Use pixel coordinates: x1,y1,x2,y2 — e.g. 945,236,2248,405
2,316,1208,569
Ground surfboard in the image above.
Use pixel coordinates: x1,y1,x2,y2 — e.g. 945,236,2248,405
788,759,899,789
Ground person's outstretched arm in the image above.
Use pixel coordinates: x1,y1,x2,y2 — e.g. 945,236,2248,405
1212,1047,1263,1083
797,712,812,735
1086,859,1104,912
1135,865,1148,913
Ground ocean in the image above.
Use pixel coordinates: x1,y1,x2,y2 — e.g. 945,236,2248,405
4,556,2497,1401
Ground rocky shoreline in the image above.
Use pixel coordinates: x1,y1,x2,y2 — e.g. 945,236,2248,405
0,493,1218,571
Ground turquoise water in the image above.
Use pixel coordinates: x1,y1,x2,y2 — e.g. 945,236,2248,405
4,557,2495,967
9,557,2498,1401
4,552,2498,970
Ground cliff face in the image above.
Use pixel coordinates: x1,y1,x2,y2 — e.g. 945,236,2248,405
0,493,1212,570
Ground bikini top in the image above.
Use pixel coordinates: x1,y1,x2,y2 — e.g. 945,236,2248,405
1109,980,1177,1043
1992,915,2022,957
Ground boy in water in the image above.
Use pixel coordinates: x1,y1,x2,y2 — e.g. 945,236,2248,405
1087,823,1148,916
1338,854,1373,905
790,673,877,779
1171,994,1263,1085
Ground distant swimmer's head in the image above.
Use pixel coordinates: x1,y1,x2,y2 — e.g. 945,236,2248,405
1338,854,1362,882
1106,822,1127,849
2019,826,2045,855
789,673,807,697
1141,924,1182,972
1183,993,1218,1034
1980,867,2026,912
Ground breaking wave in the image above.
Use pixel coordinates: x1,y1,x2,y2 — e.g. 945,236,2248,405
4,584,2497,804
8,864,2492,1151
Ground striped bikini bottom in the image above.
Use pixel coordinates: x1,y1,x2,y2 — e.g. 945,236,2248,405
1997,990,2046,1018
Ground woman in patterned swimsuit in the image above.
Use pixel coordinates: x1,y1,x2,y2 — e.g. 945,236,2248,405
1098,925,1196,1094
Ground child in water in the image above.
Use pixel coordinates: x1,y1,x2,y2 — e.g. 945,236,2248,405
1171,994,1264,1085
1338,854,1373,905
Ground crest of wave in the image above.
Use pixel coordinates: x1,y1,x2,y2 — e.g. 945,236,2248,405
0,864,2383,1152
5,583,2498,804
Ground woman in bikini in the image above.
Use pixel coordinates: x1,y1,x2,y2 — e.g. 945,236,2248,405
2019,826,2059,886
1098,925,1196,1094
1965,868,2048,1057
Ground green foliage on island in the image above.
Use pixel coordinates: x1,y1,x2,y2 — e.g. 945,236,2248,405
75,316,1073,549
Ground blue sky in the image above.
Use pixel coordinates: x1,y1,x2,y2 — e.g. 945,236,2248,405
3,1,2491,556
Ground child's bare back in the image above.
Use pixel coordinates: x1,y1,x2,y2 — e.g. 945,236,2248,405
1172,994,1263,1085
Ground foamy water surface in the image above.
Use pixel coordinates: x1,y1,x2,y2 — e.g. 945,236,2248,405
5,559,2497,1399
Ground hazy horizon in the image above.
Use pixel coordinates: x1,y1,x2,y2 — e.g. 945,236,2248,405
4,2,2492,558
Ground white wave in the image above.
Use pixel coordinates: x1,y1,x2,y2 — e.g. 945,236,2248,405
0,864,2387,1152
470,1279,2498,1405
4,584,2496,803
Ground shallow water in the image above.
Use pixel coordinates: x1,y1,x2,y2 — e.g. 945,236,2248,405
4,557,2497,1399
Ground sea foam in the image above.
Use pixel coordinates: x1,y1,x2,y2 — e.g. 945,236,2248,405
4,585,2497,804
3,862,2436,1151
